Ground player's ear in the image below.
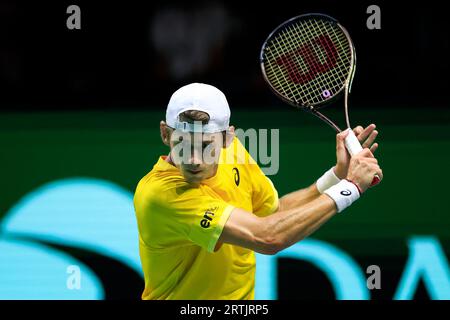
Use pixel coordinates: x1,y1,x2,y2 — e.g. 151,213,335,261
160,121,171,146
224,126,235,148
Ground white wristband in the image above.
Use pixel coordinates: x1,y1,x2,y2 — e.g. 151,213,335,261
324,180,360,213
316,167,341,194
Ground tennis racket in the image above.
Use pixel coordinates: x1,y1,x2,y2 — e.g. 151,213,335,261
260,13,381,186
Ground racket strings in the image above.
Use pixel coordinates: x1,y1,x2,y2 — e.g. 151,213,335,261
307,20,348,100
293,21,336,103
279,27,322,102
276,26,321,99
263,18,352,106
314,20,351,88
297,19,351,98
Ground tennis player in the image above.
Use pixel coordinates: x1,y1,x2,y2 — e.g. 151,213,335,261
134,83,382,300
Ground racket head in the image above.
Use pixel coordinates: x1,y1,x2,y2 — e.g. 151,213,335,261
260,13,356,111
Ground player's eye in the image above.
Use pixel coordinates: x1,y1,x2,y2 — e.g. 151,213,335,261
171,136,182,146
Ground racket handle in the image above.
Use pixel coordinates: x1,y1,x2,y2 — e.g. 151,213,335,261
344,130,381,187
344,129,363,156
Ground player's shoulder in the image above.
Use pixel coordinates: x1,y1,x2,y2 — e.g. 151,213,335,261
222,135,257,167
134,170,209,230
224,136,273,187
135,163,186,203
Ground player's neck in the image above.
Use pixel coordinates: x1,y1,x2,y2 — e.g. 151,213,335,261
166,153,174,165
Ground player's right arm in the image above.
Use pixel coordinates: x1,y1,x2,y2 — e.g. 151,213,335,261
217,148,382,255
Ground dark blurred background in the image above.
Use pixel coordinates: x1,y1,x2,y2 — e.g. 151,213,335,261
1,0,449,300
0,0,448,111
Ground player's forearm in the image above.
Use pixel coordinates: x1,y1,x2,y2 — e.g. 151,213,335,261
278,165,342,212
278,183,321,211
262,194,337,252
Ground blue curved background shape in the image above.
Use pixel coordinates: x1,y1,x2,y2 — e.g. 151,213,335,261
0,238,104,299
0,178,142,299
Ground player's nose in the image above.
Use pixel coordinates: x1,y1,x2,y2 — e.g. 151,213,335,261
188,149,203,166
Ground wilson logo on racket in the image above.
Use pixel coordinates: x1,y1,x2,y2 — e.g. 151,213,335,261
340,189,352,196
276,34,337,85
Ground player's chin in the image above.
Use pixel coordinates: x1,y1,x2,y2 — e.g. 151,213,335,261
183,170,205,184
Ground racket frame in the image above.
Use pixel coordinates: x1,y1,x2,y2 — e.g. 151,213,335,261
260,13,357,132
260,13,381,186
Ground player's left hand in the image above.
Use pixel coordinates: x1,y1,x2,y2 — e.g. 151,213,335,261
334,124,379,179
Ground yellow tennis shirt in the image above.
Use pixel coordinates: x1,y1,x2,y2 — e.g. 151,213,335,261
133,136,279,300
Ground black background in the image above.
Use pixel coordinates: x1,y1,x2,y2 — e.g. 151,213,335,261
1,0,449,301
1,0,448,111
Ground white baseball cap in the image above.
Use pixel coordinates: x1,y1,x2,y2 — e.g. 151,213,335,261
166,83,231,133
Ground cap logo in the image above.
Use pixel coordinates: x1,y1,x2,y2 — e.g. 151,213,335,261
174,120,226,133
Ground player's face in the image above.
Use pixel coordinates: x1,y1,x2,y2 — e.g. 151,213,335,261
169,131,223,184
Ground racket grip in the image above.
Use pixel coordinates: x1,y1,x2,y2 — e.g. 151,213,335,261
344,130,381,187
344,129,363,156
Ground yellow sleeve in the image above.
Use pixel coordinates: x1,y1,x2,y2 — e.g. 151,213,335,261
188,200,235,253
249,163,279,217
137,185,234,253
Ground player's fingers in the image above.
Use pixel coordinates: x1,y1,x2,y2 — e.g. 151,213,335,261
368,163,383,179
336,129,349,150
357,147,374,158
357,124,376,143
337,129,350,140
370,143,379,154
362,130,378,148
353,126,364,136
374,167,383,181
365,157,378,164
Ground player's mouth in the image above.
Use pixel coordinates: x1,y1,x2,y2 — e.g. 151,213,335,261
187,169,202,175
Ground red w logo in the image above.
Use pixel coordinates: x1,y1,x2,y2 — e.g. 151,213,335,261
276,34,338,85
